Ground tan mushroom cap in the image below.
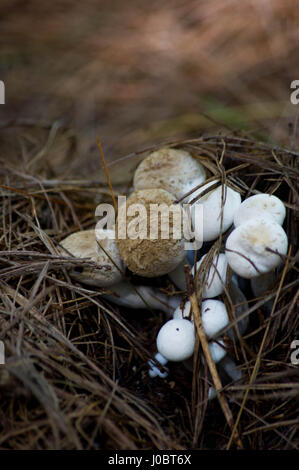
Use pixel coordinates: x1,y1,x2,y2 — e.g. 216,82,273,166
59,229,124,287
115,188,188,277
133,148,206,200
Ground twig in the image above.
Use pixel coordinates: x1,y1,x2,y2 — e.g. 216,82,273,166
184,265,243,449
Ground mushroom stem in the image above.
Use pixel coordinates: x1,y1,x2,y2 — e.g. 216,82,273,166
103,282,181,315
148,353,168,378
220,356,242,382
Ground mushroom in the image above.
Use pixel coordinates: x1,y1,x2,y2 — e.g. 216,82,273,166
148,318,195,378
148,353,169,378
149,337,226,378
173,299,229,339
133,147,206,200
58,229,181,315
225,217,288,279
234,193,286,228
206,339,227,363
189,180,241,242
169,252,228,298
115,188,190,278
59,229,124,287
156,318,196,362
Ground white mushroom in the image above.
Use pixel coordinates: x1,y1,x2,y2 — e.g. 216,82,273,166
225,217,288,279
205,339,227,364
173,299,229,339
115,188,190,278
189,180,241,242
168,252,227,298
156,318,196,362
194,253,228,298
133,147,206,200
234,193,286,227
59,229,181,315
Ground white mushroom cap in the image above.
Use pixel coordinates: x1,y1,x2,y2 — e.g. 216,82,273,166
234,193,286,227
225,218,288,279
133,147,206,200
194,253,228,298
156,318,196,361
190,181,241,242
201,299,229,338
206,339,227,363
59,229,124,287
116,188,188,277
173,299,229,339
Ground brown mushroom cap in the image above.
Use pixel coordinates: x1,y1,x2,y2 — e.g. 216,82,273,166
115,188,188,277
59,229,124,287
133,148,206,199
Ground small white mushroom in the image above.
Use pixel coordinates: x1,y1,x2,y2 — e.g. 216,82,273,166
173,299,229,339
115,188,189,277
225,217,288,279
133,147,206,200
234,193,286,227
205,339,227,363
156,318,196,362
168,253,227,298
59,229,181,315
194,253,228,298
189,180,241,242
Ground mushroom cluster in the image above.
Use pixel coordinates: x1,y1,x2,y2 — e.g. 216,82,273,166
57,147,288,397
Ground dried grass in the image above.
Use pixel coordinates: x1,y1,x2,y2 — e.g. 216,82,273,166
0,126,298,450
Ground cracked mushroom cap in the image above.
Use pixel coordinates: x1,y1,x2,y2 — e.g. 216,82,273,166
59,229,124,287
133,147,206,200
116,188,189,277
225,217,288,278
234,193,286,227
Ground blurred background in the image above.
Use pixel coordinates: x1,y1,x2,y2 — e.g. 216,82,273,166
1,0,299,182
